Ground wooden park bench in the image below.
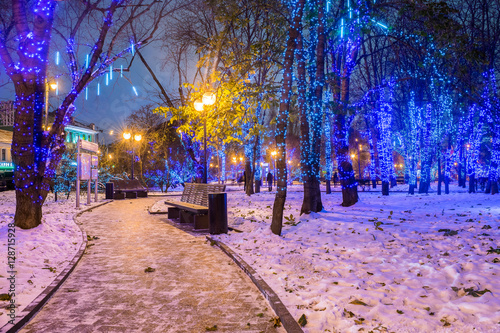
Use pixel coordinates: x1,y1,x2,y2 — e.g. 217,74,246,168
111,179,148,199
164,183,226,229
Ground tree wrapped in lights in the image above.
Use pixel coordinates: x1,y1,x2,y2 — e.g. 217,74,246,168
0,0,177,229
270,0,305,236
404,92,421,194
482,70,499,195
297,0,325,214
374,80,395,196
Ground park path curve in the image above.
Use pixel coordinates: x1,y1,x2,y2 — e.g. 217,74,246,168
20,198,282,333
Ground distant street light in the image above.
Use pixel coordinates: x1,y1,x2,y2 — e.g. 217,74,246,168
123,131,142,179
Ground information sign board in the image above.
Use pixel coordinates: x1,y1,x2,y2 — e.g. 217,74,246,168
80,153,91,180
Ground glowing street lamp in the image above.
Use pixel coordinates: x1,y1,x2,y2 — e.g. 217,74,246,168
194,98,208,183
202,92,216,105
123,131,142,179
44,79,59,128
271,150,277,186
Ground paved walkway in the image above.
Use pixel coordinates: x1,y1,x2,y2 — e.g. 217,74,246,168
21,198,283,333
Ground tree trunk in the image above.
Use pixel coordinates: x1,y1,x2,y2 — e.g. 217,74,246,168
15,190,43,229
271,0,305,236
468,174,475,193
245,160,254,196
409,184,415,195
326,179,331,194
437,157,442,195
382,181,389,196
339,161,358,206
334,114,358,207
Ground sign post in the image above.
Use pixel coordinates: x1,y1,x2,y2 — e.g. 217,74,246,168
76,139,99,208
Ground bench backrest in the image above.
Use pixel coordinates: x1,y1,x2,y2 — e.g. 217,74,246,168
181,183,226,207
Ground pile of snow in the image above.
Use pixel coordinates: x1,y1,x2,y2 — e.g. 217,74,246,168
0,191,105,328
204,184,499,332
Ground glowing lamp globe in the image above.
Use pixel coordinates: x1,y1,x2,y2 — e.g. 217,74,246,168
123,132,131,140
134,134,142,141
202,92,216,105
194,99,204,112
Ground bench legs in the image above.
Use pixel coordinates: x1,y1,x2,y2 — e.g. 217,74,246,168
177,210,209,229
193,214,208,229
168,207,180,219
126,191,138,199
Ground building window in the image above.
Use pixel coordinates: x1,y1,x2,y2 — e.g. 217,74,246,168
1,149,5,161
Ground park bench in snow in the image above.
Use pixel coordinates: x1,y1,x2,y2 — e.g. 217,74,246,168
111,179,148,199
164,183,226,229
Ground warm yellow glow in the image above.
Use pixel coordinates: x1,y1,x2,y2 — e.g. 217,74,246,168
271,150,277,156
194,99,204,111
399,164,403,168
239,157,243,161
97,150,101,154
202,92,216,105
50,82,58,90
109,130,114,135
134,134,142,142
288,160,292,164
123,132,131,140
454,162,457,166
351,154,355,159
210,163,213,167
108,154,112,159
47,126,51,131
232,157,236,163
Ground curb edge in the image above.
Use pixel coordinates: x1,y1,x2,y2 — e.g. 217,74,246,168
206,236,303,333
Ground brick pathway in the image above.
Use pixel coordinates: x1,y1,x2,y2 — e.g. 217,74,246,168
21,198,283,333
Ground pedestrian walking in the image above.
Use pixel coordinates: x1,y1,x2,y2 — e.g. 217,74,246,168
333,172,339,187
267,172,273,191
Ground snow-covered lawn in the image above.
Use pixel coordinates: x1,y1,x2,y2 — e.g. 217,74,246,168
0,191,106,329
2,184,499,332
203,185,499,333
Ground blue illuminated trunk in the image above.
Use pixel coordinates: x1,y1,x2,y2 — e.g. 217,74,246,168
271,0,305,236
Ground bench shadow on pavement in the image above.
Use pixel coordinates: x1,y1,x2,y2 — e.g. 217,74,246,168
157,215,211,237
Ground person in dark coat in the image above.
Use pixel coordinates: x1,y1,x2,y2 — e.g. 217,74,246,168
266,172,273,191
333,172,339,187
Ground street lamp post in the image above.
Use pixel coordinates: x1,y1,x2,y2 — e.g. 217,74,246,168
357,144,362,179
44,80,58,129
271,150,277,186
123,132,142,179
194,92,215,183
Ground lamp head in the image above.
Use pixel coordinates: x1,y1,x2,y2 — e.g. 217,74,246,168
194,99,204,111
202,92,216,105
134,134,142,142
123,132,131,140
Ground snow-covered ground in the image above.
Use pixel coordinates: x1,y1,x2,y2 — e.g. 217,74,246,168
0,191,106,328
2,184,499,332
154,184,500,332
